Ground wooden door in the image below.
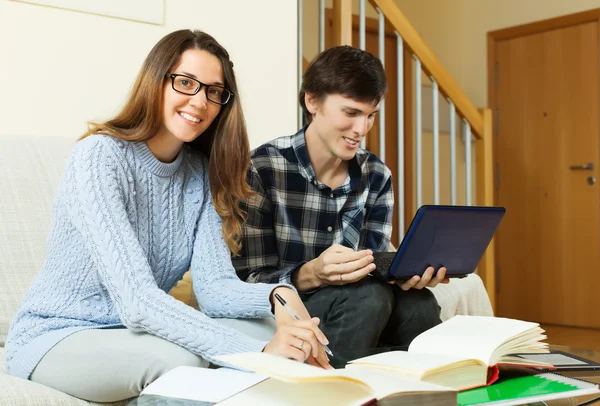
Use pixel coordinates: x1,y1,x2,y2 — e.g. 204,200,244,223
493,19,600,328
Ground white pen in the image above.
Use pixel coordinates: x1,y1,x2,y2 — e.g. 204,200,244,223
274,292,334,357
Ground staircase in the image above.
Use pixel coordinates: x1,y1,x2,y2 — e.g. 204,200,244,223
300,0,496,307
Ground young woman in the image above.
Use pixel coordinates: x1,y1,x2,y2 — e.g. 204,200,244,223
5,29,330,402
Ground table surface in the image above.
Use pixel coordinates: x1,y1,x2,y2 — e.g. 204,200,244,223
128,345,600,406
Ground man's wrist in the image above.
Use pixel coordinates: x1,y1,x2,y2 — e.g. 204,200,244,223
292,260,320,291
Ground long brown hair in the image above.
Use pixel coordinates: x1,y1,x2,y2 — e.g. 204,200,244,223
81,30,251,255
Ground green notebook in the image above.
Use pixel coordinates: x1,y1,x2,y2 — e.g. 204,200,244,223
457,373,599,405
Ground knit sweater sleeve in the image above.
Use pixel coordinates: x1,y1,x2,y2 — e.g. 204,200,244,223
189,163,291,318
67,137,270,364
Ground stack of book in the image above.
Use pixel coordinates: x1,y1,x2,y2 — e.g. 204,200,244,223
142,316,600,405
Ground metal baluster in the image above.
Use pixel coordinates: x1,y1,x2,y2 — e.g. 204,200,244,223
359,0,366,50
297,0,303,128
449,101,457,205
359,0,367,150
377,8,385,162
396,32,405,240
414,56,422,209
464,119,472,206
432,79,440,205
318,0,325,52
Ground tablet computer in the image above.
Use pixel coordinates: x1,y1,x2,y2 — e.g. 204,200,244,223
371,205,506,282
513,350,600,371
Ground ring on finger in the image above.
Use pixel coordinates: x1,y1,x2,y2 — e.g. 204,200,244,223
299,340,304,350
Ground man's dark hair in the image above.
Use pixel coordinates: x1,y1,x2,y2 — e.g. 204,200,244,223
299,46,387,124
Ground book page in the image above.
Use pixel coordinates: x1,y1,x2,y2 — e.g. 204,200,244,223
218,378,375,406
495,327,549,362
217,352,364,383
340,368,454,399
218,352,454,401
408,315,541,364
347,350,484,377
140,366,267,402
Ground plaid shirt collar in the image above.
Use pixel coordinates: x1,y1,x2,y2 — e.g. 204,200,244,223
291,126,368,193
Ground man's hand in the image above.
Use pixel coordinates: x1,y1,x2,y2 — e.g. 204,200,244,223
291,244,375,291
393,267,450,291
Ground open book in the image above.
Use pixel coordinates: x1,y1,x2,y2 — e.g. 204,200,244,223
218,315,552,404
217,352,457,406
346,315,553,390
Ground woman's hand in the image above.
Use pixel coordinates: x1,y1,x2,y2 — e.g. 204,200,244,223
263,317,332,369
266,287,332,369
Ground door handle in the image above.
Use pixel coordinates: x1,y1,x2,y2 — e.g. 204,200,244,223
569,162,594,170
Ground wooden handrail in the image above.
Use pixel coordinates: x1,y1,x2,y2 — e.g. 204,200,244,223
368,0,484,139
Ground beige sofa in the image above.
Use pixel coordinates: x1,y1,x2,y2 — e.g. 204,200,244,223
0,134,493,405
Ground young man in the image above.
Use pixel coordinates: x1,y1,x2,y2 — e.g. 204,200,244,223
233,46,447,354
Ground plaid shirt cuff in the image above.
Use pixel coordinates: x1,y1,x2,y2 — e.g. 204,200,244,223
282,262,323,295
278,262,305,285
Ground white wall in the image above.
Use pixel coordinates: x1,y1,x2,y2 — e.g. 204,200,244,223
0,0,298,148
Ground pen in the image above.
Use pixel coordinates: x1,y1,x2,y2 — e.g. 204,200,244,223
273,292,334,357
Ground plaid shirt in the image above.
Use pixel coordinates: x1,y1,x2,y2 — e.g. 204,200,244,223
233,128,394,285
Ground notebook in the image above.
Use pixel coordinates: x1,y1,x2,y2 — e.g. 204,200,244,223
457,373,600,405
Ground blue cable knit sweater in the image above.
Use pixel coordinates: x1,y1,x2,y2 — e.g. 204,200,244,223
6,135,283,379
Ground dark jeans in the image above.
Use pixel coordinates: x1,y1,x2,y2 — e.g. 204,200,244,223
301,277,441,355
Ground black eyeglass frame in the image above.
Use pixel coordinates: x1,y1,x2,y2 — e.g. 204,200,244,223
165,73,233,105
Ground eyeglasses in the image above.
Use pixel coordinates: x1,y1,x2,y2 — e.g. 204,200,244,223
165,73,233,105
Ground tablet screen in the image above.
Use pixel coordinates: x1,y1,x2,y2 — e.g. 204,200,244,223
514,350,600,370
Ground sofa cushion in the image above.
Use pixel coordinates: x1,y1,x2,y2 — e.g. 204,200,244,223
0,347,5,375
0,373,130,405
3,345,89,405
429,273,494,321
0,135,76,347
0,346,131,406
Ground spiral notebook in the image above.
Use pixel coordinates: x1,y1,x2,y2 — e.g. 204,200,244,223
457,373,600,406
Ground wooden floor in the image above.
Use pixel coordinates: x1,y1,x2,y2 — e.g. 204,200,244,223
541,324,600,352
